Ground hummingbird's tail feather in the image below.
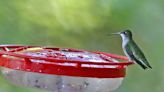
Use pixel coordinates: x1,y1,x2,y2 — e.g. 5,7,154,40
133,58,150,70
137,61,148,70
141,60,152,69
146,63,152,69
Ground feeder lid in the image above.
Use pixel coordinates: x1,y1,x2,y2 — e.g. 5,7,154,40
0,45,133,78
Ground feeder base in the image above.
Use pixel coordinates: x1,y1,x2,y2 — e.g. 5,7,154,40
0,67,123,92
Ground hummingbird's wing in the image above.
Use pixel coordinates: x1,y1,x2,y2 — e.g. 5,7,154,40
129,41,152,69
124,43,148,69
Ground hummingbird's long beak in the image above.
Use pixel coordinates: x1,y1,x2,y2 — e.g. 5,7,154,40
108,32,120,36
111,32,120,35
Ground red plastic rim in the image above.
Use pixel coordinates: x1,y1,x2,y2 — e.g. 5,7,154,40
0,45,133,78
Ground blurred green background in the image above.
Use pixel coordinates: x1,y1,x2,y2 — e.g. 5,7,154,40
0,0,163,92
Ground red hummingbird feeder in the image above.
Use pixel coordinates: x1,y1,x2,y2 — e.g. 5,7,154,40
0,45,133,92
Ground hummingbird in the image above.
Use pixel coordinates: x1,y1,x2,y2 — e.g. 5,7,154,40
111,30,152,69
